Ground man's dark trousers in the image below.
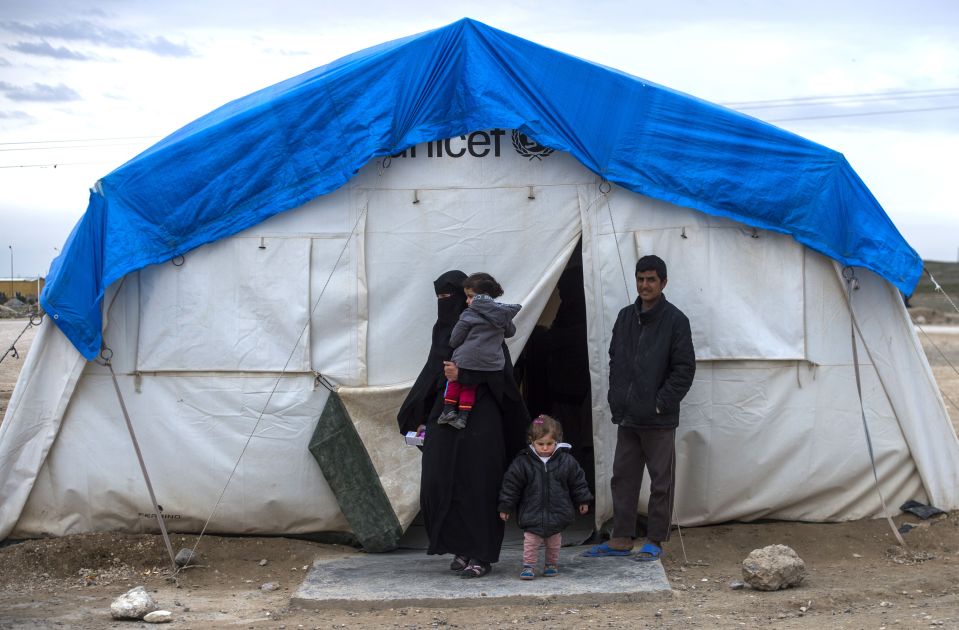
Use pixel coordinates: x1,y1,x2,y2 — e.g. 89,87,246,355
610,425,675,543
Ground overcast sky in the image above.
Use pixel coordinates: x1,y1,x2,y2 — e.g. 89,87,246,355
1,0,957,279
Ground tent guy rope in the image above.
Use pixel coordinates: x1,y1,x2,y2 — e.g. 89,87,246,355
0,312,43,365
599,180,632,304
913,268,959,413
924,269,959,316
914,321,959,414
170,206,368,578
842,267,907,548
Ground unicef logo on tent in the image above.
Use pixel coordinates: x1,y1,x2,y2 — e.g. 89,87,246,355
511,131,554,161
390,129,555,160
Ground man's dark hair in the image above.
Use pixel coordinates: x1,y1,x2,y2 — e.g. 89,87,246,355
463,272,504,298
635,255,667,282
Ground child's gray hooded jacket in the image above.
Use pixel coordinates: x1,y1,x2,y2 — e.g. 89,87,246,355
449,294,522,371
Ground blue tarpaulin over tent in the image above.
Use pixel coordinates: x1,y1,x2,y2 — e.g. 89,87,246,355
41,18,922,361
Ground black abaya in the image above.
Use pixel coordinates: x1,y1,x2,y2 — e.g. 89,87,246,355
397,270,468,435
397,270,528,564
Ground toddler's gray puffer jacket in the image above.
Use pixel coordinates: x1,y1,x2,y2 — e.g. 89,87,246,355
450,294,521,371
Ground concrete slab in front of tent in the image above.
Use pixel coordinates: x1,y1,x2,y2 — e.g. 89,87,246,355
291,546,671,609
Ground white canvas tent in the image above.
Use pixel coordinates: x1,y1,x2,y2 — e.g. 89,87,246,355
2,20,958,545
2,136,957,543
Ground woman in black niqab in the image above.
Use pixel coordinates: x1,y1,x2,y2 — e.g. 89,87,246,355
397,270,469,434
397,270,528,578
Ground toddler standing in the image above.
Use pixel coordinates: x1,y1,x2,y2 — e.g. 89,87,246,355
438,272,521,429
498,415,593,579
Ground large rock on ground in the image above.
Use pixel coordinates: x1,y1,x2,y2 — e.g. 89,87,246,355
742,544,806,591
110,585,160,620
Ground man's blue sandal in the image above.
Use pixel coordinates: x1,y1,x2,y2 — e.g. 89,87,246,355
633,542,662,561
581,543,632,557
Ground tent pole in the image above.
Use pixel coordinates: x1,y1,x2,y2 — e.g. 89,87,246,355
103,350,178,570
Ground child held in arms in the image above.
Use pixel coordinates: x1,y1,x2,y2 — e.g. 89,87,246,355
437,272,521,430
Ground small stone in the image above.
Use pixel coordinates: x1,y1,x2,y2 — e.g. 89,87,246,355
174,548,197,567
144,610,173,623
259,559,268,566
260,582,279,592
110,586,160,620
742,544,806,591
852,553,863,558
728,580,746,590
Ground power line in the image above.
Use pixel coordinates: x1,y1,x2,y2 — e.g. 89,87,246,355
722,86,959,108
0,141,153,153
2,87,956,146
0,86,956,167
768,104,959,123
732,90,959,112
0,160,115,169
0,135,160,147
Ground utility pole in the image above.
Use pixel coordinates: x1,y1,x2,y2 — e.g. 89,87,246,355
7,245,12,301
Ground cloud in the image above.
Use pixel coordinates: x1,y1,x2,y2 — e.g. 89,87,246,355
7,40,92,60
266,48,310,57
0,110,31,119
141,36,193,57
0,81,80,102
0,57,9,66
1,20,195,57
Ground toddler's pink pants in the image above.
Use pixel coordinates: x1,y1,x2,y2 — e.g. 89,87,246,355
523,531,562,566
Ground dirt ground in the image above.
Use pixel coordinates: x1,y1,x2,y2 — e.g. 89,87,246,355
2,318,959,629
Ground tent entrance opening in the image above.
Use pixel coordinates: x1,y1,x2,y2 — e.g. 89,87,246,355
516,241,595,492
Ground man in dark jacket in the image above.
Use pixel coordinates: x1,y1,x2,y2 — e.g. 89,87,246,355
584,255,695,561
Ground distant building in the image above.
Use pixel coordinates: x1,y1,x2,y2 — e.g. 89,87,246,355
0,277,45,303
